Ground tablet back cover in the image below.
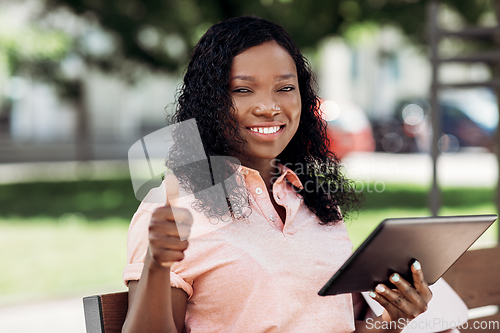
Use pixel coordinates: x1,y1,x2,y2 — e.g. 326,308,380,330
319,214,497,296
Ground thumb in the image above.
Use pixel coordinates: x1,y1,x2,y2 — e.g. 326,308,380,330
164,173,180,207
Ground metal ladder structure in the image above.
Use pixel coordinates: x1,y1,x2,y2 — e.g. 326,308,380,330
427,1,500,234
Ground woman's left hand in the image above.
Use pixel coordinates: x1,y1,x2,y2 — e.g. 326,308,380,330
369,260,432,331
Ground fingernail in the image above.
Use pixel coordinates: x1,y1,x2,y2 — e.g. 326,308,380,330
369,291,377,298
391,273,400,283
376,284,385,293
413,260,421,270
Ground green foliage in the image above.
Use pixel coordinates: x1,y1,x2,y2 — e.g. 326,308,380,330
0,179,495,221
361,184,496,210
41,0,494,73
0,13,71,76
0,179,139,220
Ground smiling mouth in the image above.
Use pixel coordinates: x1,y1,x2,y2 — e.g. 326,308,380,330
248,125,284,134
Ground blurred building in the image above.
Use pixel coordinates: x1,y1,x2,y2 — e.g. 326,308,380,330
1,71,180,162
317,26,492,120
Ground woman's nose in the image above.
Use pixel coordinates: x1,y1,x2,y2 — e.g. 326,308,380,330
252,101,281,117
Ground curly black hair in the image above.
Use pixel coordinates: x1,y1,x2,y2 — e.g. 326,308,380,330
168,16,361,224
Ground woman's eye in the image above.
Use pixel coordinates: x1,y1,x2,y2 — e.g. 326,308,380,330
280,86,295,92
233,88,251,93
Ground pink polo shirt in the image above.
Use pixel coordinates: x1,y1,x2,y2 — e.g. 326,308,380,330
124,165,355,332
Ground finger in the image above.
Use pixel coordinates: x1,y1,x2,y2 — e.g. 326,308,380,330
157,249,186,267
368,288,402,321
411,260,433,302
149,220,179,239
149,218,191,241
387,273,427,318
160,237,189,251
389,273,420,305
149,232,189,251
373,282,424,321
151,208,192,242
376,283,408,309
164,173,180,207
152,207,193,226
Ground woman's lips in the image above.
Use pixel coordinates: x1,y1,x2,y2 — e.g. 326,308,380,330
244,122,285,141
247,125,283,135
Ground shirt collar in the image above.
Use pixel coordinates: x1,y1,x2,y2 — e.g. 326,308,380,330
239,163,304,190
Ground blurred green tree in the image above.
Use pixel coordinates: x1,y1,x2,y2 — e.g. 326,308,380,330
42,0,494,74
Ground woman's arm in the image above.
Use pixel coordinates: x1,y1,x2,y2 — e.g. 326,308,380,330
122,174,192,333
122,257,188,333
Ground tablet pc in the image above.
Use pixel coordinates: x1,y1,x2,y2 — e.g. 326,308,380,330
318,214,497,296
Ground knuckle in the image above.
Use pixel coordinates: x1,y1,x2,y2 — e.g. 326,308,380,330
409,311,419,320
148,220,160,230
152,206,168,216
168,250,184,262
378,297,389,307
148,234,161,245
173,208,193,223
169,237,185,250
159,250,180,262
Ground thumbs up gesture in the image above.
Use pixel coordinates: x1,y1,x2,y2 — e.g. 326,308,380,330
148,173,193,268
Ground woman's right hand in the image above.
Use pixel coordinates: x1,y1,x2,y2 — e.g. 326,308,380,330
123,173,190,333
148,173,193,268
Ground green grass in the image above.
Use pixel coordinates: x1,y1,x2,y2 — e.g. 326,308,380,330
0,216,129,305
345,205,498,250
0,180,497,304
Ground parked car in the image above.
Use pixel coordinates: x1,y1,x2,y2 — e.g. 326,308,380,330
372,89,498,153
319,99,375,159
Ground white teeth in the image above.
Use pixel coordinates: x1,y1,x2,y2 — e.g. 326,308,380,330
250,126,281,134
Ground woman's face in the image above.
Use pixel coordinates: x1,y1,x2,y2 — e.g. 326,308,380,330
229,40,301,167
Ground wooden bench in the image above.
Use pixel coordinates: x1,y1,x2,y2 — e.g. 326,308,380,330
83,246,500,333
83,291,128,333
441,246,500,333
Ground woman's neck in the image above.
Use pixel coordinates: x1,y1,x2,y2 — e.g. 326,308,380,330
241,158,280,191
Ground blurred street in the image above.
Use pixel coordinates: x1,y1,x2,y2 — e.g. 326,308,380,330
342,151,497,187
0,297,87,333
1,151,496,186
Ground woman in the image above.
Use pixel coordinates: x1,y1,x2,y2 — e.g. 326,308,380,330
122,17,432,333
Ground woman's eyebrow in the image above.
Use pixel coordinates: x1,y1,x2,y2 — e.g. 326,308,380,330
229,74,297,82
229,75,256,82
275,74,297,81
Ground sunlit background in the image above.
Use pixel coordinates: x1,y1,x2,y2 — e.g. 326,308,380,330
0,0,498,332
